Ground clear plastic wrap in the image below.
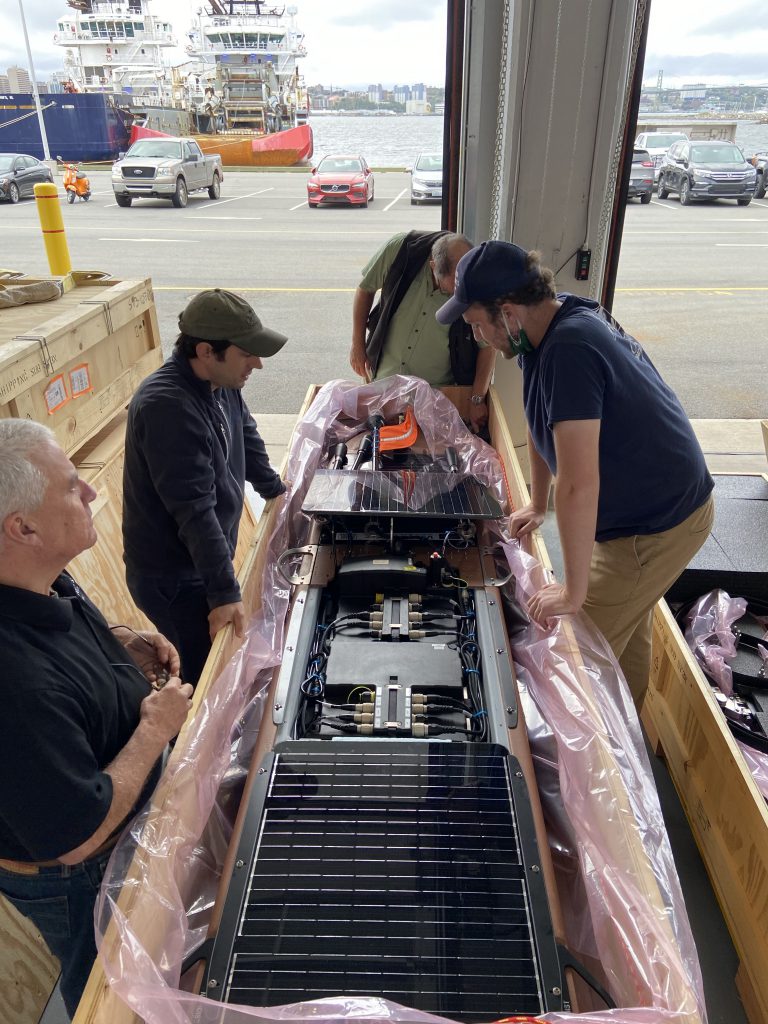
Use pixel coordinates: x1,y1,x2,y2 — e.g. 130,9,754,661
94,376,706,1024
737,742,768,801
680,589,747,696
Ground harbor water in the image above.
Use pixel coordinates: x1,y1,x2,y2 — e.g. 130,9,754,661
308,114,768,168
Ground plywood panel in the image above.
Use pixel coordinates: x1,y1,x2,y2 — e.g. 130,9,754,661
0,900,59,1024
644,601,768,1024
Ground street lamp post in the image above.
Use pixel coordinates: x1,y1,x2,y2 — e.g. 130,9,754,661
17,0,53,162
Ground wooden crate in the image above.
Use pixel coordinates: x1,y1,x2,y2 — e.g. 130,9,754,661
0,277,162,456
75,386,704,1024
643,601,768,1024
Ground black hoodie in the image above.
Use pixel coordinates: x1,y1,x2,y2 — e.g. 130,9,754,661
122,351,284,608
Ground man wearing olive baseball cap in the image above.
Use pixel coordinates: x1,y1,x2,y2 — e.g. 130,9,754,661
123,289,288,684
437,242,714,710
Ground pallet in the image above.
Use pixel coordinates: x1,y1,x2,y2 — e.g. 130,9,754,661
0,277,162,456
643,600,768,1024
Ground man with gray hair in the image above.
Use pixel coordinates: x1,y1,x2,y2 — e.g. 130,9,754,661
0,419,192,1019
349,230,496,432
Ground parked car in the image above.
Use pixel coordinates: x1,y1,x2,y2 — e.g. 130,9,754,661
111,137,223,207
307,155,374,208
749,151,768,199
409,151,443,204
0,153,54,203
657,140,756,206
634,131,689,182
627,148,654,203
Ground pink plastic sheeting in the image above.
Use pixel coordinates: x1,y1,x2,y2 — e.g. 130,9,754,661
94,376,705,1024
681,589,747,697
737,742,768,801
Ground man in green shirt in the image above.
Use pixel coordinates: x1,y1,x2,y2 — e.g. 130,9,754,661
350,231,495,433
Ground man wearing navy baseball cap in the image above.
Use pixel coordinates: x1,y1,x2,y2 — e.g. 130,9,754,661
437,242,714,709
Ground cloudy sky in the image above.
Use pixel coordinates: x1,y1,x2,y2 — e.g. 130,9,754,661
1,0,767,89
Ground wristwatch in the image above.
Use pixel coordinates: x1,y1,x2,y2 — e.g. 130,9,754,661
470,394,487,406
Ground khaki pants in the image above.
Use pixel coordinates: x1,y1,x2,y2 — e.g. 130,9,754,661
582,495,714,709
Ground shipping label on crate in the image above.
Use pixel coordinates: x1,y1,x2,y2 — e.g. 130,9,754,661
69,363,92,397
44,374,69,414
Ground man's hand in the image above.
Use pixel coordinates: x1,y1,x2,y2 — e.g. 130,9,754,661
508,502,546,538
208,601,246,641
139,677,194,744
117,628,180,684
527,582,584,628
468,399,488,434
349,344,371,381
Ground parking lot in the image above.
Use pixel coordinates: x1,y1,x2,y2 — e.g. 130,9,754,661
3,168,767,417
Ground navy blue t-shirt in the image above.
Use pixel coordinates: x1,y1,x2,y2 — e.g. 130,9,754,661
521,295,713,541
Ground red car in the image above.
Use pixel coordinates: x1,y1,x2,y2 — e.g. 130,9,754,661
307,155,374,208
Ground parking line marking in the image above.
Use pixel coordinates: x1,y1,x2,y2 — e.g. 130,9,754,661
146,284,768,294
715,243,768,247
153,285,357,292
100,237,185,243
384,189,407,211
290,200,308,210
614,285,768,292
193,187,273,209
189,216,263,221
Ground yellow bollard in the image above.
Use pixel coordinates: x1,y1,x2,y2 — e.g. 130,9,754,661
34,182,72,276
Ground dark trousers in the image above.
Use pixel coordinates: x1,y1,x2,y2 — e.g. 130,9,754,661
126,573,212,686
0,848,113,1019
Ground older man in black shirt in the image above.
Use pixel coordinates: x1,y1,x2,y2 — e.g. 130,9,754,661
0,419,192,1019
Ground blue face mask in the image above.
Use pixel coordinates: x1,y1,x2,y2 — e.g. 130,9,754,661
500,310,533,356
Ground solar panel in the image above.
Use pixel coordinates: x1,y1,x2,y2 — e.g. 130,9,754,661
302,469,503,520
205,743,565,1021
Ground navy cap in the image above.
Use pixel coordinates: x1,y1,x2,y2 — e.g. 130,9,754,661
436,241,534,324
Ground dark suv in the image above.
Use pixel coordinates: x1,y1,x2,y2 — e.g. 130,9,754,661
657,140,756,206
750,151,768,199
628,148,653,203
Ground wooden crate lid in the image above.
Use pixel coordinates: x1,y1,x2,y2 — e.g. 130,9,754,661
0,278,158,407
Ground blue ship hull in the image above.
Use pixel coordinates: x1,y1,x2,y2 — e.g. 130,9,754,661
0,92,133,163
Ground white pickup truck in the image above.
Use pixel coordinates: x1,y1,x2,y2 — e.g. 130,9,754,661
111,137,223,208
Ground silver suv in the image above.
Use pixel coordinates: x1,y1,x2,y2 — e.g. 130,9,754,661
634,131,689,181
657,140,756,206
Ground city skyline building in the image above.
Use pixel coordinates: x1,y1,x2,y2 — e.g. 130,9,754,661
7,65,31,91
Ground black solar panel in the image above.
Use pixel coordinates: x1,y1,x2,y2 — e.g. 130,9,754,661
302,469,503,519
206,744,564,1021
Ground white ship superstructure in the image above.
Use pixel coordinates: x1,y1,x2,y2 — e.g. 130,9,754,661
52,0,177,102
178,2,308,134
